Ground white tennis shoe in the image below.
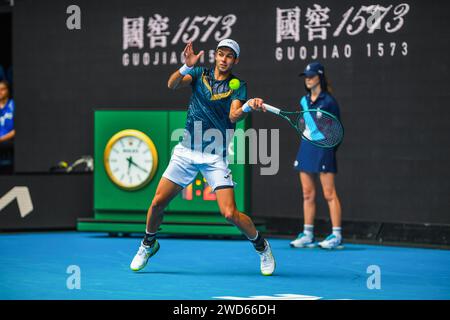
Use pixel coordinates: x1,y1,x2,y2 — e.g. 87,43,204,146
290,233,316,248
130,240,160,271
318,234,344,250
257,240,276,276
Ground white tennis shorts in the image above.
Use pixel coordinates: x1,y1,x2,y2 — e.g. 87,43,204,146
162,143,235,191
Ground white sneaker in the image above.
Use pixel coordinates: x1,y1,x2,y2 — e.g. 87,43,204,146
290,233,316,248
130,240,160,271
318,234,344,250
257,240,276,276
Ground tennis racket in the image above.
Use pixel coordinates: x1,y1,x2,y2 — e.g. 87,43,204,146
243,103,344,148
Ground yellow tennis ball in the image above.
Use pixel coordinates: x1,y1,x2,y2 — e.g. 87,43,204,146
59,161,68,168
229,78,240,90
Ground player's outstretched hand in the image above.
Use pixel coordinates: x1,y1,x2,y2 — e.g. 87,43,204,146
183,42,204,67
249,98,267,112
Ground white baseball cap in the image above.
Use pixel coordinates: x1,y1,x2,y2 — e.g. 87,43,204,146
216,39,240,58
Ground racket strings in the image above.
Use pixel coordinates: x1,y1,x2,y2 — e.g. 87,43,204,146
297,111,343,147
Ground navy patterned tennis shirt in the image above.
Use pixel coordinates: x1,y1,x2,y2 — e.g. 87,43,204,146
181,66,247,156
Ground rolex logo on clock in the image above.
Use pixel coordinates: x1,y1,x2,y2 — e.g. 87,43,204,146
104,129,158,190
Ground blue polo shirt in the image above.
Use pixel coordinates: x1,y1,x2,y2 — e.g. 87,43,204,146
0,99,14,138
294,91,340,173
301,91,340,121
181,66,247,156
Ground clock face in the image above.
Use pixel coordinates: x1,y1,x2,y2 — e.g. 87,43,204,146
104,130,158,190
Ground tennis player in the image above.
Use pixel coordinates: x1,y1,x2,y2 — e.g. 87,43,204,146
290,62,343,249
130,39,276,275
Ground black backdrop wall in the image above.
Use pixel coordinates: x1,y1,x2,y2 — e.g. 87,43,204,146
11,0,450,226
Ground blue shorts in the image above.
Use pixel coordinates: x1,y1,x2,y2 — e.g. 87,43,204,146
293,139,337,173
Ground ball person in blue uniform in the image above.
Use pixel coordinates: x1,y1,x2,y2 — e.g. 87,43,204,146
290,62,343,249
0,80,15,143
0,80,15,173
130,39,276,275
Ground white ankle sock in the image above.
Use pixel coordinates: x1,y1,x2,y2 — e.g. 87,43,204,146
332,227,342,238
247,231,259,242
303,224,314,238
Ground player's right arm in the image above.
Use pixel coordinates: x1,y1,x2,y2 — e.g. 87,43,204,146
167,42,204,90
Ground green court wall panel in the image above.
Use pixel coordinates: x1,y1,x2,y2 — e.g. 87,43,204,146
94,110,250,217
94,110,169,211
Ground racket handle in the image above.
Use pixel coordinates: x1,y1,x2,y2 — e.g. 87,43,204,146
262,103,281,114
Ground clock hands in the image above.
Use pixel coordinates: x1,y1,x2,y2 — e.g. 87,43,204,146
131,161,149,173
126,156,149,174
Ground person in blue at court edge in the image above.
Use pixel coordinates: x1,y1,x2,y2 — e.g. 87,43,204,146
290,62,344,250
0,80,15,172
0,80,14,143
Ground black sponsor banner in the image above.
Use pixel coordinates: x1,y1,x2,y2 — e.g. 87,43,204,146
0,174,92,230
12,0,450,224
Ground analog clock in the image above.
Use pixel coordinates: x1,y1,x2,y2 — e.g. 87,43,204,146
104,129,158,190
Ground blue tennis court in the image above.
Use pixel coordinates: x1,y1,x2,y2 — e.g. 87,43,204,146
0,232,449,300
